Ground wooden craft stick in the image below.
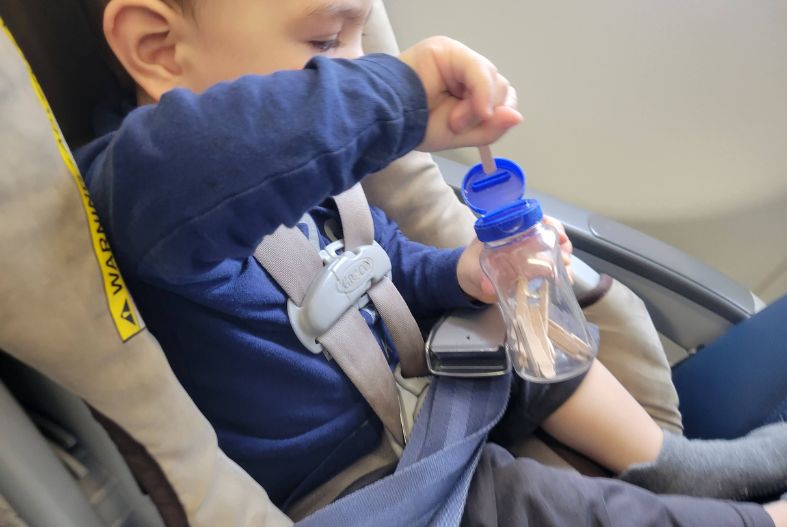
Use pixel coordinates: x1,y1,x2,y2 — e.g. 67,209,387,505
478,145,497,175
539,281,553,361
538,275,591,360
514,278,556,378
547,319,592,359
528,302,555,368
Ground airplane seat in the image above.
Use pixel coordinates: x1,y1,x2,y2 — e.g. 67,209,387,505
1,1,784,526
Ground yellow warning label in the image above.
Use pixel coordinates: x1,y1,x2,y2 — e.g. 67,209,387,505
2,20,144,342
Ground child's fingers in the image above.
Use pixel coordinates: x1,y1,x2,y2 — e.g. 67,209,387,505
449,106,523,147
450,73,518,135
504,85,518,111
406,36,523,151
564,261,575,284
480,276,497,303
460,71,516,132
492,73,515,110
542,215,574,270
542,215,565,236
454,49,498,120
448,99,478,134
543,216,570,245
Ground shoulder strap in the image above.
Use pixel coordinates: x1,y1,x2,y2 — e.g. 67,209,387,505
255,183,431,445
255,224,405,446
333,186,427,377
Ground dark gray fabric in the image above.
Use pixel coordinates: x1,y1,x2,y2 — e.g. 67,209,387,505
490,369,588,447
462,443,773,527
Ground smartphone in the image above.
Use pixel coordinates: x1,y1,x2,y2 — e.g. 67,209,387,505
425,305,509,377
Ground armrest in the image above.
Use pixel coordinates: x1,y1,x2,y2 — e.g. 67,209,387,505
433,155,764,349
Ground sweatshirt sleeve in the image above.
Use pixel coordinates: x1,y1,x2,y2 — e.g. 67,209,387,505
370,207,478,318
79,54,427,286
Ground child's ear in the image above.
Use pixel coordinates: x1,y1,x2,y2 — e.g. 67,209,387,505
103,0,186,101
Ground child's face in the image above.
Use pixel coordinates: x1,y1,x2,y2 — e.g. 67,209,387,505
172,0,372,94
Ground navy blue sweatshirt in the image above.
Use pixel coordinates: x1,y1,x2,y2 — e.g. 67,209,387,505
76,55,474,506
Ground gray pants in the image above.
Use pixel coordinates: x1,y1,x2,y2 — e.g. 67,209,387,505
462,443,771,527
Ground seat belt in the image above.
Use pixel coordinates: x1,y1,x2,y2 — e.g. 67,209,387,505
297,374,512,527
254,184,427,447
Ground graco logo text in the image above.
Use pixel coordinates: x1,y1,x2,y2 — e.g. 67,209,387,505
337,258,374,293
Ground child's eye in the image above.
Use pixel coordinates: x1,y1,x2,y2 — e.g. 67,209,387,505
309,39,341,53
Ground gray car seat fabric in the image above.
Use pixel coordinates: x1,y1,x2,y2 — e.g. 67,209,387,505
0,21,292,527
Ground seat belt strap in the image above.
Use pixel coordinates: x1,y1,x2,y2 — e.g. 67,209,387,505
333,186,427,377
255,224,406,446
296,374,512,527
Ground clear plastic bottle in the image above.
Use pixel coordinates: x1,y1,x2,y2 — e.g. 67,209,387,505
462,159,596,382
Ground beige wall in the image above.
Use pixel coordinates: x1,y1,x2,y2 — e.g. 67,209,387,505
387,0,787,302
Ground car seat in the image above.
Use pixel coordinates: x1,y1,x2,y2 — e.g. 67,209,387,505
1,1,783,526
0,14,292,527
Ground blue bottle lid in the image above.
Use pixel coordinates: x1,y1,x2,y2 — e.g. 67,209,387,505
461,158,543,242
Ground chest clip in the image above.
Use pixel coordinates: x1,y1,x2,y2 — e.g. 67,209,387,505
288,240,392,354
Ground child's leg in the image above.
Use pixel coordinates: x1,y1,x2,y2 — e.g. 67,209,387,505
540,360,664,473
581,277,682,435
540,359,787,500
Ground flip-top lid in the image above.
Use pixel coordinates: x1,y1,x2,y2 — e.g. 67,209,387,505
461,158,543,243
461,158,526,215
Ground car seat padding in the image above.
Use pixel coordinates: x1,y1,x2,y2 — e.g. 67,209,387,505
0,21,292,527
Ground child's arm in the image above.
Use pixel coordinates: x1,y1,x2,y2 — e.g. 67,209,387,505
79,39,519,286
370,208,475,318
370,207,498,317
80,55,426,284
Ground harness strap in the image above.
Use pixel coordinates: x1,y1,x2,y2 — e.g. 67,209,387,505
319,306,406,447
366,282,427,377
332,183,375,252
256,225,323,302
333,186,427,377
255,224,406,446
255,183,432,446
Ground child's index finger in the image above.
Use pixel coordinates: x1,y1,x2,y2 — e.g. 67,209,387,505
462,53,495,120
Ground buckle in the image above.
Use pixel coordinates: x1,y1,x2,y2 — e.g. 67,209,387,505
425,306,511,377
288,240,392,354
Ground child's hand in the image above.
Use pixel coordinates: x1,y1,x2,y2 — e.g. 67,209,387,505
457,217,574,303
398,37,523,152
457,239,496,304
542,215,574,283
